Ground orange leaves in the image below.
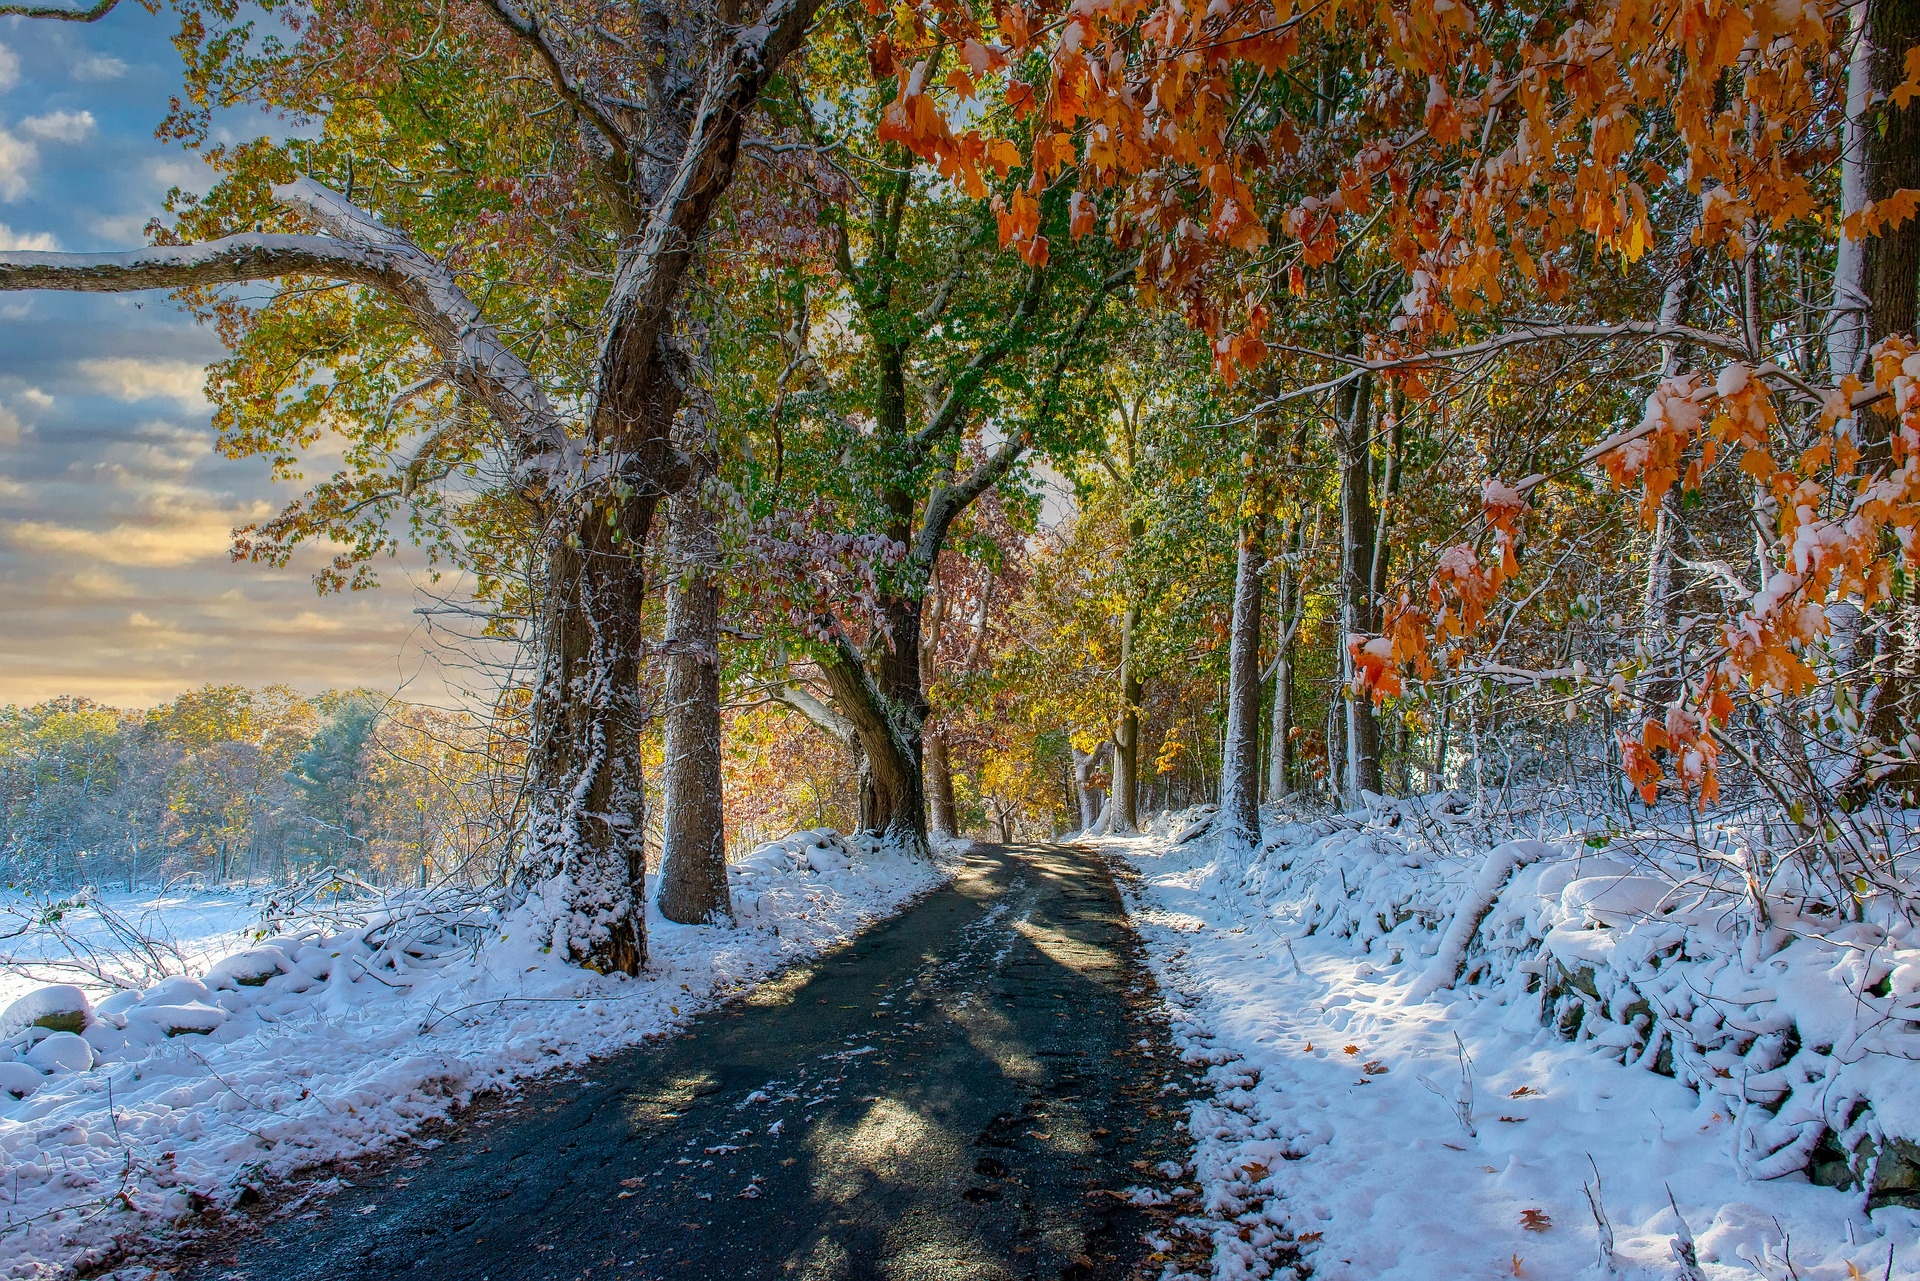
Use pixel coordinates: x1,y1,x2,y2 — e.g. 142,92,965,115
1619,698,1721,809
1424,76,1462,146
994,189,1049,266
1349,636,1402,702
1600,373,1707,525
1069,190,1097,240
1841,190,1920,242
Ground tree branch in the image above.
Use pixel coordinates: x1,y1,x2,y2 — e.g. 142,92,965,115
0,0,121,19
0,178,569,485
910,262,1050,456
472,0,633,164
593,0,824,431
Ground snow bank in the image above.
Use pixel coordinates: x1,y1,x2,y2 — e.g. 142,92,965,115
1102,802,1920,1281
0,835,944,1279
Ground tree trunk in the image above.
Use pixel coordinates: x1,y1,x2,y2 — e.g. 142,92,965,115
1218,512,1266,849
1863,0,1920,373
818,633,928,852
656,393,730,926
1851,0,1920,801
1337,373,1382,801
1072,742,1108,833
519,493,661,974
1113,603,1144,832
926,730,959,837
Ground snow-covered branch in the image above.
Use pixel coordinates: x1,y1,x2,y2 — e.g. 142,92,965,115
0,178,569,487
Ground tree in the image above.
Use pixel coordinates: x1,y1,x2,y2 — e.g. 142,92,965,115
0,0,825,971
709,29,1130,850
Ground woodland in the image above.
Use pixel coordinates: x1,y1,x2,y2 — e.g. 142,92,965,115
0,0,1915,986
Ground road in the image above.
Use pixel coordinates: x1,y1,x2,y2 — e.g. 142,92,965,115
170,842,1196,1281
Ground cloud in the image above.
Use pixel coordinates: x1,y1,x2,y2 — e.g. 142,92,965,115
0,223,57,251
72,54,127,82
20,111,96,144
0,127,35,202
0,44,18,93
6,513,238,567
0,403,19,446
19,388,51,408
77,357,209,409
54,568,134,599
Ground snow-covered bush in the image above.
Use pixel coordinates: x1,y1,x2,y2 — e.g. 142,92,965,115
1189,796,1920,1205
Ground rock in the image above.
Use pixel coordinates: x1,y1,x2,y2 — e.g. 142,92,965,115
25,1031,93,1073
126,1001,226,1038
138,976,213,1008
1561,875,1679,928
204,947,291,990
1811,1128,1920,1209
93,989,142,1023
0,985,92,1038
0,1061,43,1099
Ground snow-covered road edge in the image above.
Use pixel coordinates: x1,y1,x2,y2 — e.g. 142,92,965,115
1096,821,1920,1281
0,835,955,1280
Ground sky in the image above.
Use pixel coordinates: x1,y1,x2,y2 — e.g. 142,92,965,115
0,7,461,709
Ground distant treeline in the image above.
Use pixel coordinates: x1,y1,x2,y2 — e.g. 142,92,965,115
0,687,516,890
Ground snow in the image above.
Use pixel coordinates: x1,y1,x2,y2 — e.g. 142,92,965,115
0,833,946,1279
1099,804,1920,1281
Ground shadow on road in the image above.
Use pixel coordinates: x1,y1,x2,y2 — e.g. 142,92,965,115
169,843,1193,1281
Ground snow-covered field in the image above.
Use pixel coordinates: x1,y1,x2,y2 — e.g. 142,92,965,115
0,831,947,1279
1101,804,1920,1281
0,890,261,1010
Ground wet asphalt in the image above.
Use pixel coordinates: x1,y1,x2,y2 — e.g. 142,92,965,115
169,843,1195,1281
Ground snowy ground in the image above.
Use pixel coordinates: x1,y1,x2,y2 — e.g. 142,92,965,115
1098,807,1920,1281
0,889,261,1009
0,831,948,1279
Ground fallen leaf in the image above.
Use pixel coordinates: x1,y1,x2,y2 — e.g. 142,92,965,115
1362,1060,1389,1075
1497,1115,1526,1123
1343,1045,1360,1055
1511,1252,1523,1276
1297,1231,1323,1243
1519,1208,1552,1232
1508,1086,1539,1098
1303,1041,1314,1052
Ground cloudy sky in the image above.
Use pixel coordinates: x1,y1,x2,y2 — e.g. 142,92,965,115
0,8,461,709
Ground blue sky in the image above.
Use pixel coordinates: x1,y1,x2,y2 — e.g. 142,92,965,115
0,8,453,708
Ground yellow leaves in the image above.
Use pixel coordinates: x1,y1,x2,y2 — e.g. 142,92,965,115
1842,189,1920,242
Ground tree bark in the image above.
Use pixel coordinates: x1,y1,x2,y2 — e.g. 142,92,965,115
817,630,928,851
655,382,730,926
1850,0,1920,801
1113,602,1144,832
1336,373,1382,802
1218,511,1266,850
926,731,959,837
1072,743,1107,833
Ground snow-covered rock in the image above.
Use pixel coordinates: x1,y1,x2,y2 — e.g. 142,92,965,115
1100,801,1920,1281
204,946,291,989
24,1031,92,1073
0,984,91,1037
0,1061,42,1099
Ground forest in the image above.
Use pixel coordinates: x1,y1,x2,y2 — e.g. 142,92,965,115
0,0,1916,1274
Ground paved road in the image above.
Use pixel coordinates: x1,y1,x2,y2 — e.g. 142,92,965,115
171,843,1195,1281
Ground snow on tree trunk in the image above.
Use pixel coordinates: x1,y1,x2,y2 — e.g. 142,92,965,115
656,393,731,926
1218,514,1265,851
520,498,657,975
